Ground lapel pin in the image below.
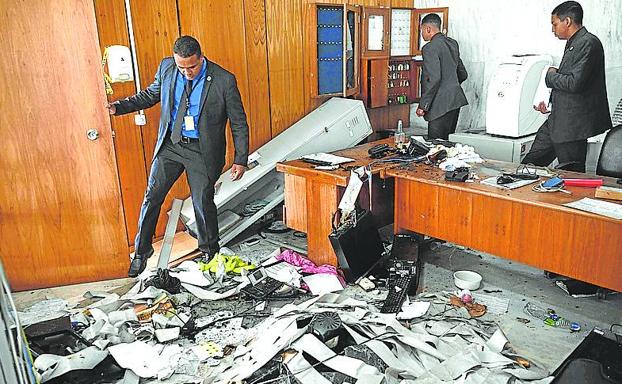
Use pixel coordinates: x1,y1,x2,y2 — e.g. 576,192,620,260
569,46,574,51
206,75,212,82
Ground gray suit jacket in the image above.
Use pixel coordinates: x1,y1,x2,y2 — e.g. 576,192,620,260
545,27,611,143
419,33,468,121
113,57,249,181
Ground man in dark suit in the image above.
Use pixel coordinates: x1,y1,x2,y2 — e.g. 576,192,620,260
107,36,249,277
416,13,468,140
522,1,611,172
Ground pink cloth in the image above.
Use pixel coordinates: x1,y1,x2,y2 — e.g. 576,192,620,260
276,249,346,286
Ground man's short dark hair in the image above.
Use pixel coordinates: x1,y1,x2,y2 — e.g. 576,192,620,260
173,36,202,58
552,1,583,25
421,13,442,29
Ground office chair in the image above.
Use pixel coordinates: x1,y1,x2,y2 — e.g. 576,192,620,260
596,124,622,178
556,98,622,174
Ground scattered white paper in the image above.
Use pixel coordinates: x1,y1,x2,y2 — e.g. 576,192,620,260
171,260,212,286
474,293,509,315
480,176,538,190
17,298,73,327
155,327,181,343
264,261,302,287
182,282,243,301
35,346,109,382
397,301,431,320
109,341,182,378
564,197,622,219
301,153,354,165
338,167,365,214
302,274,344,295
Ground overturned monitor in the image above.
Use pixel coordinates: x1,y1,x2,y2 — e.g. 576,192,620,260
180,97,373,246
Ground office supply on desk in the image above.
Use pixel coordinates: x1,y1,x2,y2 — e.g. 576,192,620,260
446,167,470,182
595,186,622,201
562,178,603,187
481,176,538,190
300,153,355,165
563,197,622,220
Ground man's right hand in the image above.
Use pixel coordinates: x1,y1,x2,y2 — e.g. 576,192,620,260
106,103,116,115
533,101,550,114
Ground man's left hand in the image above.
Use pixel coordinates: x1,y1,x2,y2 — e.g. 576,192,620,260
547,67,558,74
230,164,247,181
416,108,426,117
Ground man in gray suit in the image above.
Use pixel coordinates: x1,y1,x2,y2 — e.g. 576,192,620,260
107,36,249,277
522,1,611,172
416,13,468,140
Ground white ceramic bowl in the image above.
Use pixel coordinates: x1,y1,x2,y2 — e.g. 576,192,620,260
453,270,482,290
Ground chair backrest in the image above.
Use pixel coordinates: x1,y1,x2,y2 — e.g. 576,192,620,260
596,124,622,178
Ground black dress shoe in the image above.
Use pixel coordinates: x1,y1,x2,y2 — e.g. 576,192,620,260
128,256,149,277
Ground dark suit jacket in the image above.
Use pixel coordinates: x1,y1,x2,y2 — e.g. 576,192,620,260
546,27,611,143
113,57,249,181
419,33,468,121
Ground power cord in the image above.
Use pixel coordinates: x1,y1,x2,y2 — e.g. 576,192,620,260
532,181,571,194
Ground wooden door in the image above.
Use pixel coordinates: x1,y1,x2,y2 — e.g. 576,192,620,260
0,0,128,290
369,58,389,108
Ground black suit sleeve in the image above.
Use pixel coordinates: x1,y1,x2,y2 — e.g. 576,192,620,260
419,44,441,112
545,40,599,94
113,61,163,115
225,75,249,166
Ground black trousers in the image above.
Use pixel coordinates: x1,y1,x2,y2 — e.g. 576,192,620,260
134,139,218,258
521,119,588,172
427,108,460,140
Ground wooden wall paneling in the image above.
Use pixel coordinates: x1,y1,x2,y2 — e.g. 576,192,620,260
94,0,147,247
0,0,128,289
266,0,306,136
179,0,250,170
243,0,272,151
390,0,414,8
130,0,185,238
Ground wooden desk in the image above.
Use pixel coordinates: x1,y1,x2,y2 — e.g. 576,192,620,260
276,139,397,266
387,162,622,292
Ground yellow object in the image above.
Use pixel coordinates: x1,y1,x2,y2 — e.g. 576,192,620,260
198,253,255,274
101,48,113,95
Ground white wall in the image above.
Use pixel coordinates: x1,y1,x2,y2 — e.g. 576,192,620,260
410,0,622,131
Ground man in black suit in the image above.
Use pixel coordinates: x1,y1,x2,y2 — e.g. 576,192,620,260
522,1,611,172
416,13,468,140
107,36,249,277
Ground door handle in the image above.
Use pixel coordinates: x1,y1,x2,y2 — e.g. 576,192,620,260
86,128,99,141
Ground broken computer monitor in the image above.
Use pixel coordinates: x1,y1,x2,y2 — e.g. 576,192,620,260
329,210,384,283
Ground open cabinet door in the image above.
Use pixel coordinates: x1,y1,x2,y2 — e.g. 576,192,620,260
413,7,449,55
0,0,129,290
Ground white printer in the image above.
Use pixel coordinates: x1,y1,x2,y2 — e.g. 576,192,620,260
486,54,553,137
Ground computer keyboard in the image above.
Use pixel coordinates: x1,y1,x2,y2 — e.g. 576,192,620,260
240,275,283,299
380,275,413,313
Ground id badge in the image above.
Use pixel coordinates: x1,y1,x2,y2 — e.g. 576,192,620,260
184,115,195,131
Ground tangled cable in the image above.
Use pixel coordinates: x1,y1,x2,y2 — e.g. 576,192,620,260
145,268,182,294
